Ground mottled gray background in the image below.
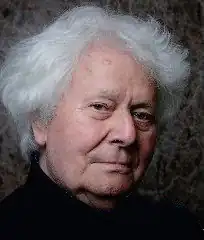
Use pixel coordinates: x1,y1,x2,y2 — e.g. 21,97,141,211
0,0,203,224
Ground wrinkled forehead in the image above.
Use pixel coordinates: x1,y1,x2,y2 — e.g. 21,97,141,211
73,41,146,78
68,42,156,105
77,45,121,71
75,39,155,83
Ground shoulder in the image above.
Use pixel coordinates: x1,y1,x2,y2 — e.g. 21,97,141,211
0,182,33,212
133,194,203,238
0,183,37,234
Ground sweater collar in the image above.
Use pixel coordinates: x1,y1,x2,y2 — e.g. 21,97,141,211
26,151,139,221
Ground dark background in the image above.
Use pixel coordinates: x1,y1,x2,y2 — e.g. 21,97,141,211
0,0,203,223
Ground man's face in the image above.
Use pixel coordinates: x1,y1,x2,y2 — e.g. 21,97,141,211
33,44,157,201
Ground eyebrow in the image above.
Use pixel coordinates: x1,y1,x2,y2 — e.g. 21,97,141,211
130,102,154,111
97,89,120,101
83,89,120,103
86,89,154,109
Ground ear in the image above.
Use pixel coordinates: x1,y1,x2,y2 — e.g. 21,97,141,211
32,121,48,147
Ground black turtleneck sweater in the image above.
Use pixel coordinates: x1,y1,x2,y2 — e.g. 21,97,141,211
0,161,203,239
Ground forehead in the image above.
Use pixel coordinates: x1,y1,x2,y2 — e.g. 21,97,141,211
70,43,156,102
80,42,137,71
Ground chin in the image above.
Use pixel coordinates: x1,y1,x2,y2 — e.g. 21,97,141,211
90,177,134,197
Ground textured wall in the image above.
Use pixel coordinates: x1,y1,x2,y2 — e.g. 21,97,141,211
0,0,203,223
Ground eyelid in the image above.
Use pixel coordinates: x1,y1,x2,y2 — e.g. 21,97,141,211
131,109,153,115
89,102,112,111
132,110,155,122
91,99,114,107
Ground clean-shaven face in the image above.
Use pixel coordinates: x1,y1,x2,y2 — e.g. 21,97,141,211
33,43,157,207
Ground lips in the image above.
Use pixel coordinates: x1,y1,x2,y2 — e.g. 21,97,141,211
91,154,132,165
91,156,133,173
100,162,132,174
100,161,132,167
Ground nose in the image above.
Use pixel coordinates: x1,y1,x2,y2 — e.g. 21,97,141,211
109,110,137,147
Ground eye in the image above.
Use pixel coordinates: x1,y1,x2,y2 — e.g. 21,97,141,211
132,111,155,123
89,103,109,111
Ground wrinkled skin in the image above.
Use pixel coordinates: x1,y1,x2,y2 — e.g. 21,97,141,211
33,43,157,209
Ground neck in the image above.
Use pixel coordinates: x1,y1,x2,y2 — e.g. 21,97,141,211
76,191,118,210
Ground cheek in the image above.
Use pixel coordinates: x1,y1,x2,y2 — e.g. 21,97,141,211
47,112,107,156
133,129,156,180
73,121,108,155
139,129,157,162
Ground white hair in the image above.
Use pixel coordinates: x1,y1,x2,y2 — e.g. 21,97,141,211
0,5,190,161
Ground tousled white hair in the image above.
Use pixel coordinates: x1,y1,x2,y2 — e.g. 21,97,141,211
0,5,190,161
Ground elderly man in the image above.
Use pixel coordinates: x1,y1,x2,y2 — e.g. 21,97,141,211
0,5,202,239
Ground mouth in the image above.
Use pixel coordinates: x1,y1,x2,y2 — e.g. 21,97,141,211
98,162,132,174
